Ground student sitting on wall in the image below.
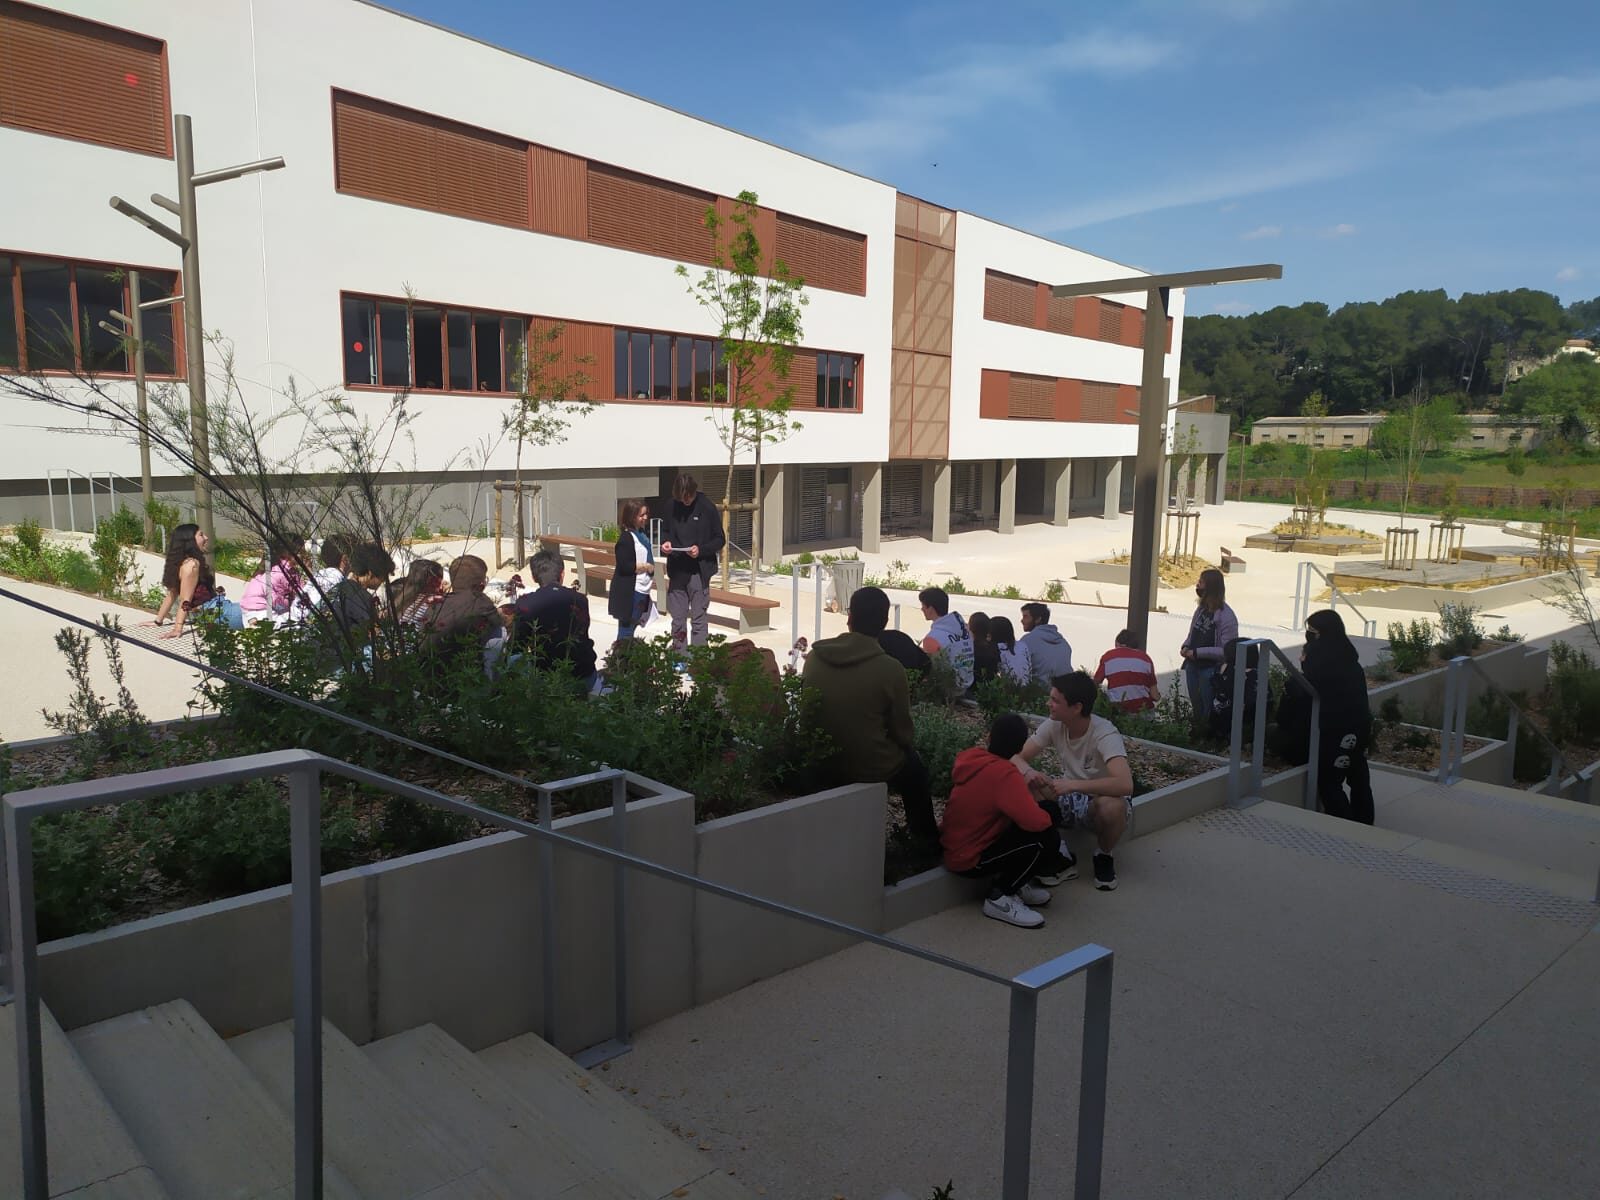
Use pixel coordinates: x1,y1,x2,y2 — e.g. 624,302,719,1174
422,554,502,669
1092,629,1159,714
315,541,394,667
1209,637,1260,741
940,712,1059,929
511,548,599,692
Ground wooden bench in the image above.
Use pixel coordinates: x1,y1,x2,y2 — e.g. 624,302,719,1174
536,535,781,634
1219,545,1247,574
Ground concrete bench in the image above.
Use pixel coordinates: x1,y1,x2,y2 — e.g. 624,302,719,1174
1219,545,1247,574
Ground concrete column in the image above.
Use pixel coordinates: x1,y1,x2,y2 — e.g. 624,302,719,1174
932,461,952,543
1211,452,1228,505
1046,458,1072,526
759,463,785,565
1194,457,1210,506
1101,457,1122,519
997,458,1017,534
979,460,997,518
859,462,882,554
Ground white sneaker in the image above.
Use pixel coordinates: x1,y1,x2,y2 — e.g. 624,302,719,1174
1019,882,1053,907
983,895,1045,928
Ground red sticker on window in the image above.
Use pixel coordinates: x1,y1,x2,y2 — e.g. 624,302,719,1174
352,341,364,353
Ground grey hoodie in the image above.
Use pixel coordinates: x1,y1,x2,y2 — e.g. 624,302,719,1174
1020,623,1072,685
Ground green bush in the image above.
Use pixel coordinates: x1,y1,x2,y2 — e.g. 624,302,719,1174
411,522,433,541
1386,619,1436,674
1042,579,1065,603
90,520,138,597
212,537,265,580
911,703,981,804
100,504,144,548
145,497,182,549
1547,642,1600,749
33,808,145,942
974,672,1049,723
15,516,45,557
1436,602,1484,659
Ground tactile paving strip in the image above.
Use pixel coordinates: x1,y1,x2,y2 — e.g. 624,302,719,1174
1196,808,1598,927
1436,783,1600,831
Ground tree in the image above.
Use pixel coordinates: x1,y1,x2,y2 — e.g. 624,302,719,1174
677,190,807,586
1504,355,1600,446
1370,391,1466,527
501,320,594,566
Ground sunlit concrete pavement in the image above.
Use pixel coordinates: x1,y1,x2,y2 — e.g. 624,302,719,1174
606,792,1600,1199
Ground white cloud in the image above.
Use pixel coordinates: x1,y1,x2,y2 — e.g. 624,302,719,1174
1556,265,1581,282
1241,224,1282,240
1218,201,1240,212
1026,71,1600,231
1320,223,1358,238
802,30,1176,163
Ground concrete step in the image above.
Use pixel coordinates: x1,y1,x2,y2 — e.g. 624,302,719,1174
1372,772,1600,898
1251,798,1598,906
365,1023,631,1199
479,1034,753,1199
231,1019,512,1200
0,1002,168,1198
69,1000,359,1200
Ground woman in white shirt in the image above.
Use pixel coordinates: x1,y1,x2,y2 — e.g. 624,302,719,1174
607,498,656,638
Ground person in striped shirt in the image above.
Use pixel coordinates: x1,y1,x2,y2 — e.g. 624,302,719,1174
1092,629,1160,713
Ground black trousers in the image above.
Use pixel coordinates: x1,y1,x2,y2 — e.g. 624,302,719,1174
959,825,1057,898
889,750,938,844
1317,738,1375,825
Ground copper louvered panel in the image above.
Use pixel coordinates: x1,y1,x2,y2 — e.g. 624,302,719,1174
529,144,587,239
1118,384,1142,423
333,92,528,227
1081,380,1118,422
979,369,1009,419
775,213,866,296
1097,300,1123,342
892,236,918,350
1007,373,1055,420
1121,305,1144,348
913,245,954,354
0,2,168,156
535,317,612,400
983,270,1035,327
587,163,715,265
889,417,914,459
1045,292,1075,335
909,418,949,460
783,348,819,404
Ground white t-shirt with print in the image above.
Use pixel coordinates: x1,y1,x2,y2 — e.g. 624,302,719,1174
927,612,975,691
1032,714,1130,797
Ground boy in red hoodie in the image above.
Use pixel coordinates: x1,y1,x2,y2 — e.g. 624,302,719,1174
940,713,1058,928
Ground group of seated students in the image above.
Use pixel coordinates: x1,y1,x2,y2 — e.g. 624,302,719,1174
144,525,602,689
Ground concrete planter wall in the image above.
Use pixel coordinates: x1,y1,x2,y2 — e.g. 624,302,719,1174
1073,559,1130,585
1367,642,1548,728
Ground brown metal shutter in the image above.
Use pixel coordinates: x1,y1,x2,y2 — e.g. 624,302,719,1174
529,144,587,239
775,214,866,296
696,466,754,556
1044,292,1075,335
983,271,1035,326
535,317,613,400
586,164,715,265
783,348,819,406
882,462,922,523
951,462,982,516
797,467,828,543
1007,373,1055,419
1081,381,1118,422
1097,300,1123,342
0,2,169,156
332,91,528,228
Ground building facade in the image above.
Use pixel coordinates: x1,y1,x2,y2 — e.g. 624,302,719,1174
0,0,1191,552
1249,413,1544,452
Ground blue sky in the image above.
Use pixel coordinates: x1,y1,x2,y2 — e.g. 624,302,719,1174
382,0,1600,317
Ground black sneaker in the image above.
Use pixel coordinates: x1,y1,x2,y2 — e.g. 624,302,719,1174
1037,847,1077,886
1092,853,1117,891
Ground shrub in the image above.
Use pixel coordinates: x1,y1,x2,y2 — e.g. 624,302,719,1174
1367,652,1398,683
1466,691,1553,783
144,497,181,549
411,522,433,541
1494,624,1522,643
1436,602,1484,658
911,703,981,803
41,621,152,769
90,519,138,597
973,672,1049,723
1386,619,1436,674
33,808,144,942
212,537,265,581
1547,642,1600,749
100,504,144,548
15,516,45,558
1043,579,1065,603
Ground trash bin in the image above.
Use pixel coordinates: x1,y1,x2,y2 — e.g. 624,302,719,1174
828,558,866,612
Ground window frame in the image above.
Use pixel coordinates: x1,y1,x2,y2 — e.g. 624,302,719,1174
612,324,729,404
339,290,529,396
0,248,183,378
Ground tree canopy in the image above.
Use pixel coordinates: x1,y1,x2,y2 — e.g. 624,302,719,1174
1504,353,1600,445
1180,288,1595,427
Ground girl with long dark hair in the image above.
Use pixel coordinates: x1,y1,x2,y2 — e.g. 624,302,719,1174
146,523,242,637
989,615,1032,684
608,498,656,639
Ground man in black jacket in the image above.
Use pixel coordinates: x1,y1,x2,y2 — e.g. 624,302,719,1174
512,548,598,689
659,472,726,647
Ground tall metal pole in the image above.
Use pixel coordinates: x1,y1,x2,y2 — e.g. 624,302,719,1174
174,114,214,545
1125,287,1171,647
127,270,155,545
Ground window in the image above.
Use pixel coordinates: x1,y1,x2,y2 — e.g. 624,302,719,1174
815,352,859,409
1343,434,1354,442
340,292,526,394
0,2,171,157
0,252,180,376
613,327,726,401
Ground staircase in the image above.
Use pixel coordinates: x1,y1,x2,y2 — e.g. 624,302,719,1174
3,998,752,1199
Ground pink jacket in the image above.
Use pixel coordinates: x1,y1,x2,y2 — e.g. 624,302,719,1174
241,560,302,614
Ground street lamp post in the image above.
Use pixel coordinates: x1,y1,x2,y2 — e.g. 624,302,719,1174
99,273,184,545
110,112,284,545
1050,264,1282,645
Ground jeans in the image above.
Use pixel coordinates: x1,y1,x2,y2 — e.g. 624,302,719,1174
616,592,654,640
1183,661,1217,723
193,596,243,630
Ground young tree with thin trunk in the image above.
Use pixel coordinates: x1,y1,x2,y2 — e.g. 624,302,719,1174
677,190,807,588
502,320,594,565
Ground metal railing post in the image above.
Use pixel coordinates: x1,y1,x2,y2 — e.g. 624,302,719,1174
5,802,46,1199
1000,985,1039,1200
1075,954,1114,1200
893,602,901,631
814,563,824,645
1504,706,1519,787
1439,662,1459,783
791,570,800,647
1252,651,1271,800
1226,641,1249,807
45,473,57,534
288,767,324,1200
1305,694,1320,811
610,771,629,1049
1453,659,1471,782
537,786,557,1046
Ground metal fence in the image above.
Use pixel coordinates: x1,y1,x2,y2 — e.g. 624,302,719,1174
1225,637,1322,809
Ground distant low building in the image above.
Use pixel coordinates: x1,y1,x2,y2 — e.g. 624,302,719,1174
1248,413,1544,451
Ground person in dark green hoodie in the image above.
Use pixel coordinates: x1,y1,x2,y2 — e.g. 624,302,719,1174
803,586,937,843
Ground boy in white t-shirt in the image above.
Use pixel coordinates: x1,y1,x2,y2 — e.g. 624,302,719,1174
918,586,975,694
1012,671,1134,891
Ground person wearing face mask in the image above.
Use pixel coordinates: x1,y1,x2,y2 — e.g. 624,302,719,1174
1178,568,1237,724
1278,609,1375,824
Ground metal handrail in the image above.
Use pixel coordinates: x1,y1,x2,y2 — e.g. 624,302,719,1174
1292,561,1378,639
0,589,1115,1200
1439,656,1574,796
1226,638,1322,810
790,560,827,647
